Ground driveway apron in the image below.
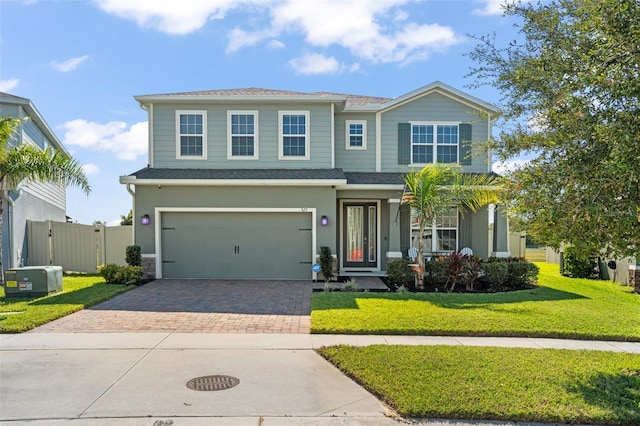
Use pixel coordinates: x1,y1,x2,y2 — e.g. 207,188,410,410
31,279,313,333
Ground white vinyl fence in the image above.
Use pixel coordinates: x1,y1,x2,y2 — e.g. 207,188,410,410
26,220,133,273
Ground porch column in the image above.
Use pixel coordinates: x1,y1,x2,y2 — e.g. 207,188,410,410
386,199,402,263
492,204,510,258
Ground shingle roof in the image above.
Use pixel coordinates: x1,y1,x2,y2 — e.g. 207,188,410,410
130,167,346,181
345,172,405,185
137,88,391,108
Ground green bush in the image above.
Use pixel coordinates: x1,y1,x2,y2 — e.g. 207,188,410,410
482,262,509,291
386,258,415,290
423,260,448,290
506,261,539,289
562,246,599,279
99,263,142,285
125,245,142,267
319,246,334,282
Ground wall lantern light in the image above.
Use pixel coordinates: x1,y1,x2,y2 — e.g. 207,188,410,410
321,215,329,226
141,214,151,225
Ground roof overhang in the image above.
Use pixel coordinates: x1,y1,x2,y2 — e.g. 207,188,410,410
119,176,347,187
0,94,68,154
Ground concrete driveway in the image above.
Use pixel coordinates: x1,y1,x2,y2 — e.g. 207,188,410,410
31,279,313,334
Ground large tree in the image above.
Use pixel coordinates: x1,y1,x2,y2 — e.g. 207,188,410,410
467,0,640,259
0,116,91,279
402,164,501,289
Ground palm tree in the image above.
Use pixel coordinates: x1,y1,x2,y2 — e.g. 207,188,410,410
402,163,501,289
0,116,90,282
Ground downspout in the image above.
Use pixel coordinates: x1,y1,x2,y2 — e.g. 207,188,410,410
126,183,136,238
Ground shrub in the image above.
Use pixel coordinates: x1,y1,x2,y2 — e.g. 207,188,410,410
482,262,508,291
563,246,599,279
423,260,448,290
342,279,358,292
319,246,334,282
386,258,415,290
99,263,142,285
506,261,539,289
125,245,142,267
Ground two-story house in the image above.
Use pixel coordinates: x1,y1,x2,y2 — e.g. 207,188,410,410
0,93,70,269
120,81,510,280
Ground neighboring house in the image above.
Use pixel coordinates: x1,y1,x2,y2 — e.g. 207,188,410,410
120,81,511,280
0,93,68,269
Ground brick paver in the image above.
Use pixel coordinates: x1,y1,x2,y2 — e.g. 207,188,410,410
31,280,313,334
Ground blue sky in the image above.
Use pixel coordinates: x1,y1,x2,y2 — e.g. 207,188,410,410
1,0,522,225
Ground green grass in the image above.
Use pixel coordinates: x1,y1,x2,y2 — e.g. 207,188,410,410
0,274,134,333
525,248,546,262
318,345,640,425
312,263,640,340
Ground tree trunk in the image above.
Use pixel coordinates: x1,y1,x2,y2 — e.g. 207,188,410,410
0,190,5,287
416,220,427,290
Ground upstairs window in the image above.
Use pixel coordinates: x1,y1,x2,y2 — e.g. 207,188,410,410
279,111,309,160
346,120,367,150
411,123,458,164
176,111,207,159
228,111,258,159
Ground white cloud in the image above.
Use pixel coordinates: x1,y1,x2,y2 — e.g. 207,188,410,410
51,55,90,72
267,39,285,50
289,53,341,75
58,119,148,161
270,0,462,64
93,0,241,35
82,164,100,175
0,78,20,92
492,158,529,175
472,0,506,16
227,28,275,54
94,0,463,66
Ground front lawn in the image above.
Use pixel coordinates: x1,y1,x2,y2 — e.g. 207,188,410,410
311,263,640,340
0,274,134,333
318,345,640,425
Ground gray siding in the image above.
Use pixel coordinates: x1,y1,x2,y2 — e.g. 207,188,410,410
23,119,49,150
134,185,337,255
152,103,334,169
334,113,377,172
5,190,66,269
380,91,490,173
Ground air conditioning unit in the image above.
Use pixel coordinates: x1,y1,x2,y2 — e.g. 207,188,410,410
4,266,63,297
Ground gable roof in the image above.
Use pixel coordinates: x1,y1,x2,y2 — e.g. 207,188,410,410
134,81,497,113
0,92,68,154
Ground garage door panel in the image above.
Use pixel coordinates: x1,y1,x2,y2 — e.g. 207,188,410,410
161,212,312,279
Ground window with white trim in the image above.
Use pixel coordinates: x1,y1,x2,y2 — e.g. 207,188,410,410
279,111,309,160
227,111,258,159
411,123,458,164
410,207,458,253
176,111,207,159
346,120,366,150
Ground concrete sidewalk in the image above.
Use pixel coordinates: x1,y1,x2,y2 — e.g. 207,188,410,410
1,333,638,425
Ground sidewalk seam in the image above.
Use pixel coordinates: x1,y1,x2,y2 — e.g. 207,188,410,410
76,333,173,419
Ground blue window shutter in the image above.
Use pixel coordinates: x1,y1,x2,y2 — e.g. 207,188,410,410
398,122,411,164
459,123,472,165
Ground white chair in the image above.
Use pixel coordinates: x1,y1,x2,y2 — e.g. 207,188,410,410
460,247,473,256
408,247,418,262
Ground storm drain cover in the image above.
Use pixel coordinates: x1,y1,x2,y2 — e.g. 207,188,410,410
186,375,240,391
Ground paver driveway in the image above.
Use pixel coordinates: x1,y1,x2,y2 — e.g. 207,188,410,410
32,279,313,333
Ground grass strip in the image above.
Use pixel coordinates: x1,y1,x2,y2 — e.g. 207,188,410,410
311,263,640,340
0,274,134,333
318,345,640,425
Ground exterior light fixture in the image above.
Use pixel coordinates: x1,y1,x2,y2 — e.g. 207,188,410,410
321,215,329,226
141,214,151,225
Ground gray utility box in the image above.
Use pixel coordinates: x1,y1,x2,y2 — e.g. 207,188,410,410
4,266,63,297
